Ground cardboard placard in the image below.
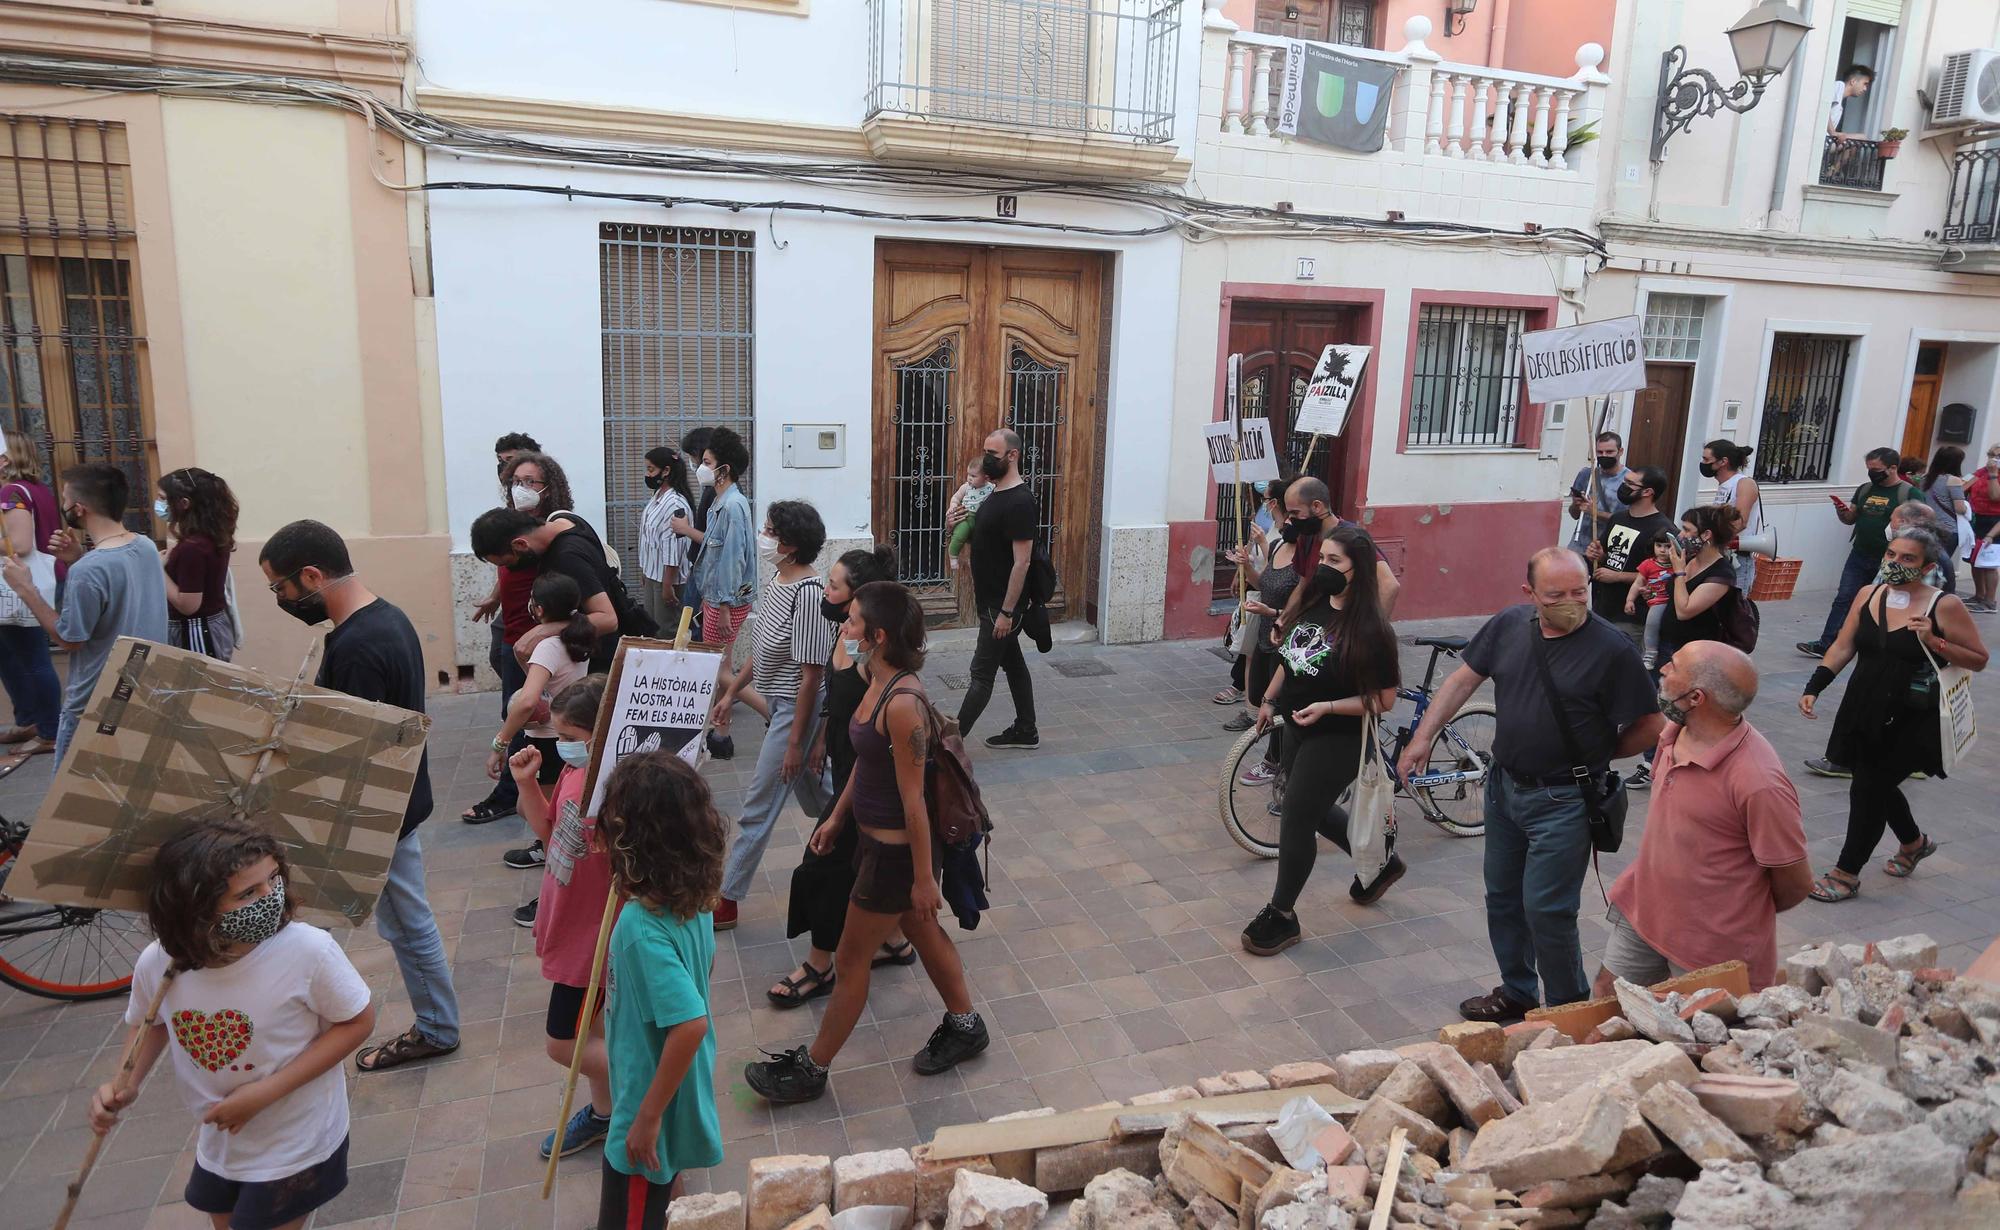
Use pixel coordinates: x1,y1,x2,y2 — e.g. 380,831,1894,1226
1296,344,1372,436
1521,316,1646,403
1204,417,1281,485
9,638,427,924
582,638,726,817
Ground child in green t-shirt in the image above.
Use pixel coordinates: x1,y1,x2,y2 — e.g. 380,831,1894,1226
593,752,726,1229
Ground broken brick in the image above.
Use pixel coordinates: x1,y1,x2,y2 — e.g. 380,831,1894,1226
1436,1021,1506,1069
1264,1062,1336,1090
1585,1016,1636,1044
1311,1121,1357,1167
1034,1137,1160,1195
1461,1088,1625,1189
1518,1172,1638,1209
1679,988,1737,1021
1374,1060,1450,1125
747,1156,834,1230
1475,1062,1521,1115
1404,1042,1505,1127
1637,1080,1758,1165
1129,1086,1202,1105
1328,1049,1404,1098
1195,1070,1271,1097
1690,1075,1806,1138
1349,1093,1447,1160
1325,1165,1369,1202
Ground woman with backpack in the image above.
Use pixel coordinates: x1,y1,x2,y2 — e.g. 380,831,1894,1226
1658,504,1750,665
744,580,988,1105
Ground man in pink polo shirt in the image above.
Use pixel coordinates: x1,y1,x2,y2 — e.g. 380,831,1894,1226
1596,642,1812,991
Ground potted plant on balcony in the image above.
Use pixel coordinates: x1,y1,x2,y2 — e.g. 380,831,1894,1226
1878,127,1908,159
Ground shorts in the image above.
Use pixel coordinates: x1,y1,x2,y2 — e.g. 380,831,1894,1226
546,980,604,1042
185,1136,349,1230
598,1155,678,1230
851,830,941,916
699,601,751,647
1600,904,1688,988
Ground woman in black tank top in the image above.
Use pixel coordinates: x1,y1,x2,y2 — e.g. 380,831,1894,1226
745,581,988,1106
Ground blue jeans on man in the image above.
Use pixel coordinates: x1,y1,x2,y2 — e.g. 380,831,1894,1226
375,830,460,1048
1815,548,1882,646
1482,772,1595,1009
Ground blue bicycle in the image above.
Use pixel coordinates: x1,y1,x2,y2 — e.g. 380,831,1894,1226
1219,635,1495,858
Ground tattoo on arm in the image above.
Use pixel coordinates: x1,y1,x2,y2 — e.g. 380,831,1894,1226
906,719,928,764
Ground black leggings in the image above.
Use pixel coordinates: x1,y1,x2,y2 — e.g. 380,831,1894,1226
1272,725,1364,912
1837,758,1923,876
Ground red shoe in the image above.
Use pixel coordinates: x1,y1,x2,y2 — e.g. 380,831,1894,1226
713,898,738,931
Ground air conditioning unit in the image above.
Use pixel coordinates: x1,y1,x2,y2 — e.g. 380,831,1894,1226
1934,49,2000,127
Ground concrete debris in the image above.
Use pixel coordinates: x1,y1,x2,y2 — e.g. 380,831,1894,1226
1329,1049,1405,1099
1611,979,1696,1044
1635,1080,1758,1165
945,1170,1047,1230
1066,1169,1178,1230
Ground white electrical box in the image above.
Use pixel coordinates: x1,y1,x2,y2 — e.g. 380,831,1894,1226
782,423,845,468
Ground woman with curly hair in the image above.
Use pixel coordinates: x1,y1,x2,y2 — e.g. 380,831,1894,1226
157,466,241,660
593,751,726,1230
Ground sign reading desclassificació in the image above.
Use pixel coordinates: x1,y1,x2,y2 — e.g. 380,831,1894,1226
1204,417,1282,485
1520,316,1647,403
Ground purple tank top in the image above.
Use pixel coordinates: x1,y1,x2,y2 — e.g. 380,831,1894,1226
847,676,917,830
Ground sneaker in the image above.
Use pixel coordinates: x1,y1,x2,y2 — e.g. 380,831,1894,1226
1221,712,1254,733
984,725,1041,751
1267,797,1284,817
1238,761,1277,787
744,1045,829,1104
713,898,738,931
1459,987,1537,1024
913,1014,990,1075
503,839,545,870
1240,904,1300,957
1796,640,1828,659
1804,758,1852,779
1626,763,1653,790
512,897,538,929
539,1105,610,1160
1349,853,1407,907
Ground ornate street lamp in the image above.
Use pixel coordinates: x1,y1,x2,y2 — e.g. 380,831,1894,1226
1444,0,1478,38
1651,1,1813,162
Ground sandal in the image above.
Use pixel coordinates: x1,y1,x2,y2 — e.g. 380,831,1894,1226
1809,870,1860,903
355,1027,459,1072
460,798,516,825
766,960,835,1009
1884,837,1938,878
873,940,918,968
1212,687,1245,706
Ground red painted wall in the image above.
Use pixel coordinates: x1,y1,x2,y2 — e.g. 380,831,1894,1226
1358,499,1561,621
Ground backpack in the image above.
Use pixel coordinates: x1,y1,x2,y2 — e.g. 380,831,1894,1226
1717,587,1760,654
876,672,993,850
547,512,660,640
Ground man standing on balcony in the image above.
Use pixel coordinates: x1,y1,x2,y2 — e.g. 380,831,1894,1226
1827,64,1874,140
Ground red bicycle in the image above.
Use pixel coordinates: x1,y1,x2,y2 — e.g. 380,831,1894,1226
0,813,148,999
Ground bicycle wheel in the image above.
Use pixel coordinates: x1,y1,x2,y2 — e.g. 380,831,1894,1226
0,822,148,1000
1410,702,1496,838
1218,720,1285,859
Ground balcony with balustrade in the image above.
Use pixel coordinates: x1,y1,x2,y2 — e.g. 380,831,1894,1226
1197,9,1609,229
1944,148,2000,275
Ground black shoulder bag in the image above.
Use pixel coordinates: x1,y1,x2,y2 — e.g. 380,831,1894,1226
1524,617,1629,854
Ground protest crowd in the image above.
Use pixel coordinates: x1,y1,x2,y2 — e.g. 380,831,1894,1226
0,420,1995,1230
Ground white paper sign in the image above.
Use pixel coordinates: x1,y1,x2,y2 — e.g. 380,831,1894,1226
1521,316,1646,403
586,646,726,816
1277,39,1306,135
1296,344,1372,436
1225,352,1242,429
1204,417,1282,485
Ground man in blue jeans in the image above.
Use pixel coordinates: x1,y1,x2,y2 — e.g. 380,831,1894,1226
1399,548,1660,1022
261,519,461,1072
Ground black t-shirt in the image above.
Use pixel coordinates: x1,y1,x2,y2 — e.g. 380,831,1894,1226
319,598,433,839
1657,555,1738,663
1275,598,1365,737
1593,510,1674,623
540,518,615,669
1462,605,1657,779
970,484,1038,611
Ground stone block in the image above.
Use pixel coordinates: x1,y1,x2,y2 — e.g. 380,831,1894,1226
1785,942,1853,995
1474,1062,1520,1115
1034,1136,1160,1194
1501,1020,1560,1070
946,1169,1048,1230
1518,1172,1637,1209
1128,1086,1201,1105
1250,1167,1311,1227
1526,1026,1570,1051
1511,1040,1654,1103
1460,1088,1625,1189
1265,1061,1337,1090
1689,1011,1729,1045
1447,1128,1475,1170
1195,1070,1271,1097
1349,1093,1447,1159
748,1156,834,1230
912,1146,995,1224
1690,1074,1806,1138
1824,1069,1922,1135
1637,1081,1757,1165
1437,1021,1506,1069
1769,1124,1965,1214
1672,1161,1807,1229
1607,1041,1702,1100
780,1208,831,1230
1374,1059,1450,1124
1613,979,1696,1043
1795,1012,1899,1070
1328,1049,1404,1098
1068,1168,1178,1230
668,1192,746,1230
1181,1192,1231,1230
1404,1042,1504,1127
1876,934,1939,973
833,1149,916,1214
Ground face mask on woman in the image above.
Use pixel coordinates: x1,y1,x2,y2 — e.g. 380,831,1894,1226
843,636,873,670
1883,561,1925,586
643,473,665,491
510,484,542,513
1314,564,1349,597
696,463,717,487
819,597,846,623
757,533,780,559
154,498,171,520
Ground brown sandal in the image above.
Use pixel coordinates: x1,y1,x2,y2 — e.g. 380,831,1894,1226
1884,837,1937,878
354,1027,458,1072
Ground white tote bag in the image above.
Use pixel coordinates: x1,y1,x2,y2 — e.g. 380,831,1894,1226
1918,628,1978,773
1348,727,1396,885
1957,513,1978,562
0,547,55,627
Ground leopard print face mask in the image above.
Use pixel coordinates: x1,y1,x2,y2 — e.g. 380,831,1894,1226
215,875,286,946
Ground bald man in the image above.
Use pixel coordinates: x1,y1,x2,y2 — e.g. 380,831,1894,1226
1595,642,1811,994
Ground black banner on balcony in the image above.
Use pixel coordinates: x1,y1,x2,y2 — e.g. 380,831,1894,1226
1277,40,1397,153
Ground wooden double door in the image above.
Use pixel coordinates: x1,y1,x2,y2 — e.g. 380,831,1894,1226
872,242,1105,627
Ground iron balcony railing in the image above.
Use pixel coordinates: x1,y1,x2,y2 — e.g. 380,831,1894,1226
866,0,1183,143
1944,147,2000,245
1820,135,1886,192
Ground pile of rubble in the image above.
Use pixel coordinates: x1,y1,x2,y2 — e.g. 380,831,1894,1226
667,933,2000,1230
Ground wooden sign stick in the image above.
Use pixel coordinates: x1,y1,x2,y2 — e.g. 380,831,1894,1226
1300,432,1323,473
542,608,696,1199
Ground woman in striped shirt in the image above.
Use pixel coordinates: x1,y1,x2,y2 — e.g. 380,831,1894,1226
637,445,694,635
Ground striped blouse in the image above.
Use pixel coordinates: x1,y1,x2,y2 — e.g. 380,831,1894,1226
638,488,692,584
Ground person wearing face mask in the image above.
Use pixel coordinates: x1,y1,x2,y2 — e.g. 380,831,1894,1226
156,467,241,662
1398,548,1661,1023
257,519,461,1073
2,462,166,769
469,506,620,671
0,430,63,755
1566,432,1629,553
1918,447,1970,599
675,427,756,682
1591,643,1809,994
948,428,1042,748
1699,440,1764,591
1627,504,1749,790
1801,528,1989,904
1584,466,1673,653
1798,447,1917,658
1968,443,2000,612
1240,527,1404,957
709,500,837,932
636,445,694,634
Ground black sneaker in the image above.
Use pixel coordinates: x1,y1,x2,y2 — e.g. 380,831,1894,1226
707,731,735,760
913,1014,989,1075
983,725,1040,751
1241,904,1300,956
513,897,538,929
1804,757,1852,779
503,840,545,870
745,1045,829,1104
1459,986,1537,1024
1796,640,1828,659
1626,762,1653,790
1349,853,1407,907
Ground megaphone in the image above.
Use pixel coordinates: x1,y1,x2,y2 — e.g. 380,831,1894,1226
1732,529,1780,559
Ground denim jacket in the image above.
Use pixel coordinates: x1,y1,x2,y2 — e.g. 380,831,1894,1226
693,484,756,607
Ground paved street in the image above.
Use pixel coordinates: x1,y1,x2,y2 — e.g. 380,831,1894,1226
3,595,1999,1228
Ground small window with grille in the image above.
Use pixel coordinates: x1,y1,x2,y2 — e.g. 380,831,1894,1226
1406,304,1527,448
1755,333,1853,485
1642,294,1705,362
598,223,755,584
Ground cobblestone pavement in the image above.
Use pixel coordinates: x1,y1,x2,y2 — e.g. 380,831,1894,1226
3,595,1998,1228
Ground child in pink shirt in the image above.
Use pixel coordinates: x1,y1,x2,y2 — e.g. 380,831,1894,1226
508,672,620,1162
1626,535,1674,670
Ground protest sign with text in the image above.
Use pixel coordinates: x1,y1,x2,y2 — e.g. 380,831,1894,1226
1296,344,1372,436
1204,417,1281,485
1521,316,1646,403
583,641,725,816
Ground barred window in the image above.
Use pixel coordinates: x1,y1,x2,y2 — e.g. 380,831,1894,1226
599,223,754,584
1642,294,1705,362
1407,305,1526,448
1755,333,1852,485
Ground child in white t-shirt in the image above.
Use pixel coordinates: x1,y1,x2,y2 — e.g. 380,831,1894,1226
91,818,374,1229
946,458,993,572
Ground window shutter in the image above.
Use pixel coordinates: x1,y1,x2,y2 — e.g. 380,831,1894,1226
0,116,132,252
1844,0,1902,26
